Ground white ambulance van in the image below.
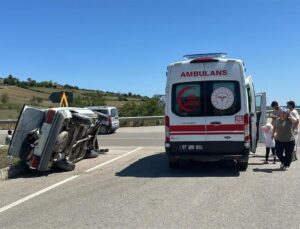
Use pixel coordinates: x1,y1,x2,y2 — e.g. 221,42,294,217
165,53,266,170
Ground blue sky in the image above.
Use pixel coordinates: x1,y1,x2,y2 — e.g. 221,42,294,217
0,0,299,105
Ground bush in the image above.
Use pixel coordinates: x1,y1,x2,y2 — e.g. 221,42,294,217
1,93,8,104
119,98,164,117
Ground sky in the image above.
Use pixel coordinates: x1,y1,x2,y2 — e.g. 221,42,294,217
0,0,299,105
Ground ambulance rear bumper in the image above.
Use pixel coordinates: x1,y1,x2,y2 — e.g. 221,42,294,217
165,141,249,161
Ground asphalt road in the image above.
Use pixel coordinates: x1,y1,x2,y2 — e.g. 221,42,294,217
0,126,300,228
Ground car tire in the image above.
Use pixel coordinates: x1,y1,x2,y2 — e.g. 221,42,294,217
99,125,108,134
19,143,34,162
72,113,92,126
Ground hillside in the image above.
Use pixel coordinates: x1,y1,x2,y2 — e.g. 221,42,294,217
0,85,147,119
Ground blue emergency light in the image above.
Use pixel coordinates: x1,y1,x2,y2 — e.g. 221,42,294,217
183,53,227,60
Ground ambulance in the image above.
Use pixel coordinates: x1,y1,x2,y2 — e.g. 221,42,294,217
165,53,266,170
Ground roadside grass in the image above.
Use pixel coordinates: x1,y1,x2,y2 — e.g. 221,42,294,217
0,146,21,169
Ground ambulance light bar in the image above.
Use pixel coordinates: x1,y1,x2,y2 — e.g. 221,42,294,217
183,53,227,60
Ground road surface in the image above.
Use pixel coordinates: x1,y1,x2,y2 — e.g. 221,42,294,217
0,126,300,228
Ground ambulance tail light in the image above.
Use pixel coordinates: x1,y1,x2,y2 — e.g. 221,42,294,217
46,109,56,124
165,116,170,142
244,114,250,142
108,116,112,124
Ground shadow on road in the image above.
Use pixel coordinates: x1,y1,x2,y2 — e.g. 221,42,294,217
116,152,240,178
9,166,69,180
252,168,283,173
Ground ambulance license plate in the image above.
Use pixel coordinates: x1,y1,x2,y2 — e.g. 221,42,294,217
179,144,203,151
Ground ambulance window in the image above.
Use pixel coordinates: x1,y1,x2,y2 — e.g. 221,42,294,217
206,81,241,116
172,83,204,116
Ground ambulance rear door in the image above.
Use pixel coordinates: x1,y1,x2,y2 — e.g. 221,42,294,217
169,62,207,154
204,60,245,154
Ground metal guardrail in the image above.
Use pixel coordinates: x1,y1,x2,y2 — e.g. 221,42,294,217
1,109,299,128
119,116,164,127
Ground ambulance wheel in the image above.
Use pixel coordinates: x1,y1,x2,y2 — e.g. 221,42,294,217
237,160,248,171
168,155,180,169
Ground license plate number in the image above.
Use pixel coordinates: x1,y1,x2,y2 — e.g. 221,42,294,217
179,144,203,151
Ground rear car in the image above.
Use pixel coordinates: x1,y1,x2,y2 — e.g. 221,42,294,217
165,53,265,170
8,106,105,171
87,106,119,134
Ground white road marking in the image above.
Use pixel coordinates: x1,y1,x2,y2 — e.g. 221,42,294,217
0,147,143,214
85,147,143,173
0,175,79,214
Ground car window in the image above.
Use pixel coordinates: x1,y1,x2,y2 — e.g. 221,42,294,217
172,81,240,117
96,109,108,115
172,83,204,117
111,108,118,117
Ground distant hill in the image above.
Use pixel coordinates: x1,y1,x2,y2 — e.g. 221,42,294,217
0,85,152,119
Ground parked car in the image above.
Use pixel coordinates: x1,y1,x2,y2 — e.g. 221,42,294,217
8,106,106,171
87,106,120,134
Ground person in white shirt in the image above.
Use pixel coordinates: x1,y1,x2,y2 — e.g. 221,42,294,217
5,129,13,145
261,123,276,164
287,101,299,161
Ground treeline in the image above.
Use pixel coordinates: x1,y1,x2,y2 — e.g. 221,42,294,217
2,75,79,89
119,98,164,117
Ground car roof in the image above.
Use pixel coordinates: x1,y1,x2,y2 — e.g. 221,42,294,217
87,106,117,110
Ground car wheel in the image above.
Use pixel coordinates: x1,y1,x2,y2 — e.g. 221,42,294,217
72,113,92,126
99,125,108,134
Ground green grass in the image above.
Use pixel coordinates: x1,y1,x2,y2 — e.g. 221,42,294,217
0,146,21,169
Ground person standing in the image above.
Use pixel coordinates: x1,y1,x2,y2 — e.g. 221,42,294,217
272,108,298,170
5,129,13,145
287,101,299,161
270,101,281,127
261,123,276,164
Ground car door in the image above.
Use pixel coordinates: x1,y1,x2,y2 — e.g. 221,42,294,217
255,92,267,143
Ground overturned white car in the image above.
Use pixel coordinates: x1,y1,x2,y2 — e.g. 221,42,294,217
8,106,108,171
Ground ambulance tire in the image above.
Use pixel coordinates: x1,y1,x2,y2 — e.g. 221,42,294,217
237,160,248,171
169,160,180,169
167,155,180,169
